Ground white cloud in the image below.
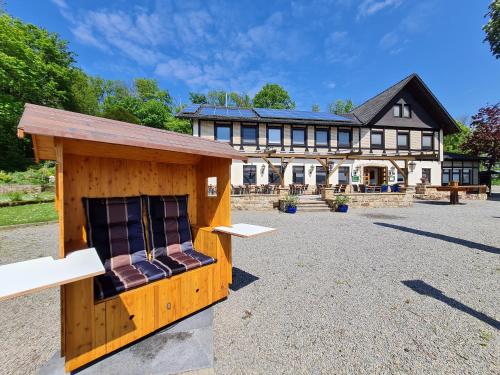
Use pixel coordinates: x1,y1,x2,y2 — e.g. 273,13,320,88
326,81,337,89
379,32,399,50
357,0,403,19
51,0,68,9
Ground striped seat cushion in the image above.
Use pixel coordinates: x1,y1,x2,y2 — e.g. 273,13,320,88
83,196,149,270
84,196,170,300
94,261,169,300
144,195,215,275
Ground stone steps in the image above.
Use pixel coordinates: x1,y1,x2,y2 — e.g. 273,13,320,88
296,198,331,212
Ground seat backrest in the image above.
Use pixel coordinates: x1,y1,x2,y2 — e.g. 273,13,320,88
143,195,194,258
83,196,148,270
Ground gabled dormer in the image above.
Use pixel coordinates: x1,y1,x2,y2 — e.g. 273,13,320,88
350,73,460,135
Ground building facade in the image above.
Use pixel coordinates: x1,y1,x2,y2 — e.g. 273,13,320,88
179,74,476,189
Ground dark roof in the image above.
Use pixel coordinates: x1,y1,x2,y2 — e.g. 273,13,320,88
350,73,460,135
18,104,247,161
178,105,359,126
444,152,483,161
350,74,414,123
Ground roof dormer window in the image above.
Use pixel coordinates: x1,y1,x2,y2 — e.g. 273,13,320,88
393,103,411,118
403,104,411,118
393,104,402,117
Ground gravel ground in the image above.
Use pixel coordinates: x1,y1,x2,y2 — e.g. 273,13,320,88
0,198,499,375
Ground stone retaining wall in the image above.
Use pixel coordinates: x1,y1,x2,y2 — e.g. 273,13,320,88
0,184,42,194
414,191,487,201
325,192,413,209
231,194,278,210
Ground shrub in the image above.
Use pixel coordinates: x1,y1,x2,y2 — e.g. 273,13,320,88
283,194,299,209
334,194,351,206
7,191,23,202
0,171,13,184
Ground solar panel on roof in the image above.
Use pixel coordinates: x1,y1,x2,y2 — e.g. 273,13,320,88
254,108,350,122
199,106,257,119
182,104,200,114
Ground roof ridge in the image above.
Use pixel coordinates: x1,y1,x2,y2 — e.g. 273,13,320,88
350,73,417,115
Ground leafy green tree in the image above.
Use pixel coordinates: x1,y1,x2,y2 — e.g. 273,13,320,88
311,104,320,112
443,120,471,153
230,92,252,108
0,13,77,170
328,99,354,114
484,1,500,59
102,106,140,124
189,92,208,104
253,84,295,109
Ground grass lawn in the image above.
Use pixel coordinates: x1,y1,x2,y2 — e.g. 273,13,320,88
0,202,58,226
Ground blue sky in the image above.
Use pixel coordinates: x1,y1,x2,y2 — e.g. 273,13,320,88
7,0,499,120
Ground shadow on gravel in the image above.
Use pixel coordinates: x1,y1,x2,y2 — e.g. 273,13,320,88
402,280,500,329
230,267,259,292
414,200,465,206
374,222,500,255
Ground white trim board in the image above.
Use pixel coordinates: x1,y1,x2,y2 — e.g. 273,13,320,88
0,248,105,302
213,223,276,238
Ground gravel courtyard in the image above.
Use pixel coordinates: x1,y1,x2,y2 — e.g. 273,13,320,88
1,198,499,374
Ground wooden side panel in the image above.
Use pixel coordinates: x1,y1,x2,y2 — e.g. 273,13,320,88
180,265,214,317
105,287,155,353
34,135,56,160
64,279,102,372
155,277,181,329
196,157,231,227
193,227,231,300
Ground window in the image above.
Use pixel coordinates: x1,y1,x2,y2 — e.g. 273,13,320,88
442,169,451,185
397,132,409,149
292,166,305,184
370,130,384,149
403,104,411,118
268,165,281,185
243,165,256,184
241,125,257,145
267,126,282,146
316,166,326,185
338,166,350,184
422,168,431,184
462,168,471,185
207,177,217,197
422,133,433,150
452,168,461,183
215,123,231,142
338,129,352,148
393,104,402,117
292,128,306,146
315,128,329,147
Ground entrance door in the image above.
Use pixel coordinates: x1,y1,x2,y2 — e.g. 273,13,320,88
363,167,388,185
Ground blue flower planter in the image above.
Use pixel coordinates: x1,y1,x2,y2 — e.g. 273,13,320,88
285,206,297,214
337,204,349,213
381,185,388,192
392,184,400,192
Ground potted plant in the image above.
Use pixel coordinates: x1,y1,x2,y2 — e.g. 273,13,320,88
392,183,400,193
335,194,350,212
283,194,299,214
381,180,389,192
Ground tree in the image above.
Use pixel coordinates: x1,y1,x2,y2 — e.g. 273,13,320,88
102,106,140,123
484,1,500,59
311,104,320,112
253,84,295,109
462,104,500,191
443,120,471,153
230,92,252,108
328,99,354,114
0,13,77,170
189,92,208,104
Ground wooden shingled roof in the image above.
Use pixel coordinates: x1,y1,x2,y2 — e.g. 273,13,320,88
17,104,247,161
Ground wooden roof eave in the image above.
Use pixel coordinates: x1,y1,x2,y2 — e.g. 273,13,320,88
17,104,248,163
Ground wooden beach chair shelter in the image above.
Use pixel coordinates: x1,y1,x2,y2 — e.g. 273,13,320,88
15,104,254,372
